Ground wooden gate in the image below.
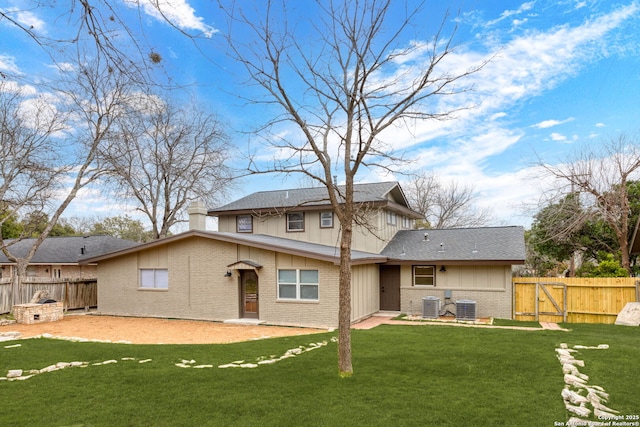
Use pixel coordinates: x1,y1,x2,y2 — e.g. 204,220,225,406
514,281,567,323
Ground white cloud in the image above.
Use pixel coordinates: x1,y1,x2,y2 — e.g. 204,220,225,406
0,8,47,34
595,122,606,127
550,132,567,141
0,54,21,75
14,10,46,33
127,0,218,37
532,117,575,128
486,1,537,27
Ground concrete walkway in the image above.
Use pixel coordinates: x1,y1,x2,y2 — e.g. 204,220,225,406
352,315,569,331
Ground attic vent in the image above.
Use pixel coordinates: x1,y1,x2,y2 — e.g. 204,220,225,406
455,299,476,321
422,296,440,319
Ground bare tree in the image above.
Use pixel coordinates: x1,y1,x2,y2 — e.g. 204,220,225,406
537,134,640,274
221,0,483,376
0,55,133,307
100,96,233,239
405,171,495,228
1,1,163,85
0,83,66,244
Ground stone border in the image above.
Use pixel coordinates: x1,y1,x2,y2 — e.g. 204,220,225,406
556,342,619,425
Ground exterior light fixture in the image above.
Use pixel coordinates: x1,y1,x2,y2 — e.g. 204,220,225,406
224,271,232,277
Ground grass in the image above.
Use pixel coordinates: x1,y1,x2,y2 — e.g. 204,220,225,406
1,323,639,426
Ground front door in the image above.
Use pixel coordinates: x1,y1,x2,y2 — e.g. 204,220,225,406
379,265,401,311
240,270,259,319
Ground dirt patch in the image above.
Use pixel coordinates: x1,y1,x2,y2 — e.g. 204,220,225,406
0,314,328,344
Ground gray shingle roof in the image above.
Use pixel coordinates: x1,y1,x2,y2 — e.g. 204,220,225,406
381,226,526,262
81,230,386,266
0,235,139,264
209,181,414,214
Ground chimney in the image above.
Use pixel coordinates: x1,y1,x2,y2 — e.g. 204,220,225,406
188,200,208,231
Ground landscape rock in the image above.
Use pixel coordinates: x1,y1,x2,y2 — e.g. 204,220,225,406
29,290,51,303
7,369,23,378
0,331,21,342
614,302,640,326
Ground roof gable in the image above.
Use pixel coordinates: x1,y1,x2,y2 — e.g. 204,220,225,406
209,181,417,216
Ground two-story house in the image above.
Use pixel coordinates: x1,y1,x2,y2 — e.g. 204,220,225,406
84,182,525,328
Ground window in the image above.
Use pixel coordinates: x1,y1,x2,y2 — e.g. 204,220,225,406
287,212,305,232
386,211,397,226
140,269,169,289
413,266,435,287
278,269,319,300
320,211,333,228
237,215,253,233
402,216,412,229
52,268,62,279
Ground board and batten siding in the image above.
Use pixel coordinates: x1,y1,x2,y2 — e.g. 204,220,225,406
351,264,380,323
217,210,397,254
400,265,513,319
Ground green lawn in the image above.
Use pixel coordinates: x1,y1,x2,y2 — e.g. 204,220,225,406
1,322,639,426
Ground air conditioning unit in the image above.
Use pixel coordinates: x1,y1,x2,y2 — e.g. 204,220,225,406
422,296,440,319
456,299,476,321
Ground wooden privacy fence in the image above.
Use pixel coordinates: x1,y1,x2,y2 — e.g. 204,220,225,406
513,277,640,324
0,278,97,314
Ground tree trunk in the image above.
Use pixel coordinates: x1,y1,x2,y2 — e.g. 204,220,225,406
9,259,28,312
338,220,353,377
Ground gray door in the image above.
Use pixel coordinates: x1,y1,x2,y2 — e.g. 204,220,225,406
379,265,400,311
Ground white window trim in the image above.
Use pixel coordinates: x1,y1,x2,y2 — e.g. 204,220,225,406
139,268,169,290
320,211,333,228
277,269,319,301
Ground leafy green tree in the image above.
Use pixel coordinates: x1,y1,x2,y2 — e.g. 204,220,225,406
90,216,153,243
576,252,628,277
528,193,585,275
0,211,23,239
536,134,640,274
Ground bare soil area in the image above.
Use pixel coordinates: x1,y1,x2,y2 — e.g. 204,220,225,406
0,314,327,344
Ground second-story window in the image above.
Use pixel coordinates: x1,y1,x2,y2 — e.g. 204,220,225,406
287,212,305,232
320,211,333,228
386,211,397,226
402,216,412,229
237,215,253,233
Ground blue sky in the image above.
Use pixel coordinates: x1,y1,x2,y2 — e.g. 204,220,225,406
1,0,639,229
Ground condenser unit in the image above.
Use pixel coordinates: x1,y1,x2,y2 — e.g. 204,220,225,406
455,299,477,321
422,296,440,319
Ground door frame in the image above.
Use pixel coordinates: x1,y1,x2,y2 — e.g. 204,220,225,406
239,269,259,319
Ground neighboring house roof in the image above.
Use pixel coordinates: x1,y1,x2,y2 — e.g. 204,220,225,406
381,226,526,264
0,235,139,264
209,181,422,218
81,230,387,266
